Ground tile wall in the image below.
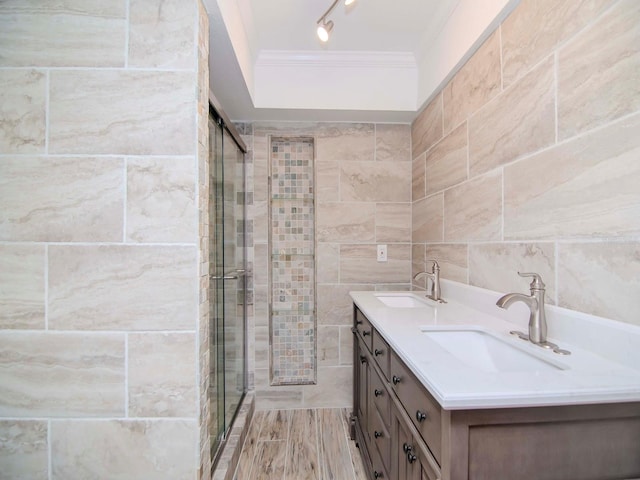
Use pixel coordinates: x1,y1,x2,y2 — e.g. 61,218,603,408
411,0,640,326
0,1,210,479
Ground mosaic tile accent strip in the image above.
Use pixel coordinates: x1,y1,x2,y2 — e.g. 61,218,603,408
269,138,316,385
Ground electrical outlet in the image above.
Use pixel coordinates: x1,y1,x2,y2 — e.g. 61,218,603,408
377,244,387,262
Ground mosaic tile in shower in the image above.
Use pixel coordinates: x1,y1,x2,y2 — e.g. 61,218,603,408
269,137,316,385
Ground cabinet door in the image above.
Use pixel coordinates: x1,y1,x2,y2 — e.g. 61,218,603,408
356,338,370,444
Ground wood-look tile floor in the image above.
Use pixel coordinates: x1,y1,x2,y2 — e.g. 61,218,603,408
233,408,368,480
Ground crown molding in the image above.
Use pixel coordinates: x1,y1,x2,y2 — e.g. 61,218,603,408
255,50,417,69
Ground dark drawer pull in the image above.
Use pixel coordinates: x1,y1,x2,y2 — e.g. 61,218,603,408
407,452,417,464
374,430,383,439
416,410,427,422
374,471,383,479
374,389,383,397
362,330,371,337
374,348,383,356
356,319,363,325
392,375,401,385
403,443,412,453
360,355,367,364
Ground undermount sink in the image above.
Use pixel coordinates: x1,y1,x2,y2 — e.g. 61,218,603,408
421,328,565,373
375,294,432,308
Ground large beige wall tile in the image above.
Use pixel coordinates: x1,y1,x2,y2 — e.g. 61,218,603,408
504,113,640,239
0,0,125,67
253,243,268,285
558,0,640,139
316,124,374,162
339,325,353,365
469,243,556,302
128,333,197,417
376,203,411,242
0,157,124,242
375,124,411,162
316,243,339,283
558,242,640,325
49,245,197,330
51,419,196,480
317,326,339,366
412,243,426,282
317,283,372,325
0,245,44,329
425,244,468,284
0,420,47,480
0,332,124,417
412,152,426,201
128,0,195,69
412,93,443,158
501,0,615,86
316,160,340,203
302,366,351,408
126,157,196,243
317,202,375,242
340,244,410,284
254,326,268,367
469,57,555,177
340,161,411,202
49,70,195,155
425,122,468,195
443,31,501,132
0,70,45,153
444,171,502,242
412,194,443,243
254,369,303,409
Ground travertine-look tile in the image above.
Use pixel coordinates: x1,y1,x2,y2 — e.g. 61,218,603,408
339,161,411,202
317,284,372,326
0,157,123,242
127,157,196,243
443,30,501,132
376,203,411,242
317,202,375,242
444,171,502,242
316,243,339,283
48,245,196,330
0,70,45,153
558,0,640,139
0,420,47,480
0,0,125,67
558,242,640,326
340,244,410,284
316,124,374,162
318,409,355,480
252,200,268,243
412,152,426,201
425,244,469,284
254,369,303,409
504,113,640,239
51,419,196,480
128,333,196,417
317,326,339,366
49,70,195,155
302,367,352,408
0,245,44,329
0,332,124,417
375,124,411,162
469,243,556,302
412,244,426,283
412,194,444,243
339,325,353,365
412,93,443,158
469,56,555,177
316,160,340,203
253,243,269,285
425,122,468,195
128,0,195,69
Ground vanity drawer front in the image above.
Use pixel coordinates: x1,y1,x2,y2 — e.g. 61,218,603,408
355,308,373,351
370,406,391,475
372,331,391,380
391,352,442,464
371,364,390,427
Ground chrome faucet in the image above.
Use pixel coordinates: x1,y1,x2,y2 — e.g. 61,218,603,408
413,259,446,303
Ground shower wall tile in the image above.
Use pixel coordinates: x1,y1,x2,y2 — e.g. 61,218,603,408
0,0,126,67
412,93,443,158
48,245,197,331
0,245,45,330
128,0,195,69
254,369,303,409
128,333,197,418
51,419,197,480
254,326,269,366
425,122,468,195
412,194,443,243
504,113,640,240
316,243,340,284
558,0,640,139
0,420,48,480
412,244,426,282
316,160,340,202
0,332,124,417
340,161,411,202
316,283,373,326
443,30,501,132
302,366,352,408
126,157,197,243
49,70,195,155
0,70,45,153
425,244,468,284
340,244,411,284
317,326,339,366
412,152,426,201
317,202,376,242
316,123,374,162
376,203,411,242
375,124,411,162
0,157,124,242
339,326,353,365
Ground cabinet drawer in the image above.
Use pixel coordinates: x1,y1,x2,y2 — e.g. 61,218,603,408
372,331,391,380
370,365,390,427
355,308,373,351
371,406,391,473
391,352,442,464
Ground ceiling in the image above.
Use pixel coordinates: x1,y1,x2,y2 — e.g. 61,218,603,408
204,0,519,123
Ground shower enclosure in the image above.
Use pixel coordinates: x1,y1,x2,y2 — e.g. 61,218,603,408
208,102,247,467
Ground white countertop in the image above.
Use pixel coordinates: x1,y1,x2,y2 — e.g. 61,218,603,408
350,281,640,410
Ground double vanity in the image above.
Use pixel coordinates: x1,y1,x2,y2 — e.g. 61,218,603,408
349,280,640,480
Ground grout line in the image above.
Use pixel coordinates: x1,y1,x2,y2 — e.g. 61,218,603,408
498,24,504,91
123,158,128,243
44,244,48,330
501,167,505,242
124,333,129,417
44,70,50,155
554,50,559,144
47,419,52,480
466,120,470,180
124,0,130,68
555,241,560,306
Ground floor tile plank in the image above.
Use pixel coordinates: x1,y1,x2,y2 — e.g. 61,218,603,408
286,409,320,480
234,410,265,480
259,409,290,441
318,409,357,480
252,440,287,479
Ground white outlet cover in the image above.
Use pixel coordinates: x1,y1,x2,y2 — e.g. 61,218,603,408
377,244,387,262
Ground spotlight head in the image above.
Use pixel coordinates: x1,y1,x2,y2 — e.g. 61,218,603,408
317,20,334,42
344,0,356,5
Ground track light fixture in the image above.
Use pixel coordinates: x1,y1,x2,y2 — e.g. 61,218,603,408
316,0,357,43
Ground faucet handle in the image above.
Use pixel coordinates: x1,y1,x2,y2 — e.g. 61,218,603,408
518,272,545,290
426,259,440,272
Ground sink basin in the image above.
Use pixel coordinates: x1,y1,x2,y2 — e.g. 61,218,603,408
375,294,431,308
421,328,565,373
